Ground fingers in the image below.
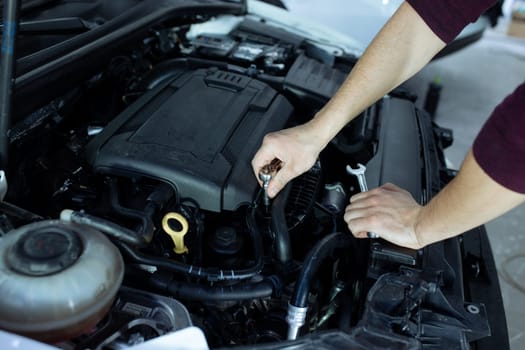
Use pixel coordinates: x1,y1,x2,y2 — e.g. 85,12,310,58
251,143,277,186
251,137,289,197
344,206,383,236
345,185,401,236
344,183,422,249
349,182,405,204
353,231,370,239
251,125,323,198
267,166,293,198
345,185,397,238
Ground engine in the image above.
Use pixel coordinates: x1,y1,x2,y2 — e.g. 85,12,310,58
86,67,292,212
0,5,494,350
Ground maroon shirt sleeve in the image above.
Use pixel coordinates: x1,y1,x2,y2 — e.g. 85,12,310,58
473,83,525,194
406,0,497,43
406,1,525,193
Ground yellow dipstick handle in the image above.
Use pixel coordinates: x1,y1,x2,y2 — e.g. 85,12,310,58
162,212,189,254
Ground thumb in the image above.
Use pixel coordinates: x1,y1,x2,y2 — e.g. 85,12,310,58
267,166,295,198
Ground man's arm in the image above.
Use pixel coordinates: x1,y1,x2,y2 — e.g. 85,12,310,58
344,150,525,249
251,1,446,197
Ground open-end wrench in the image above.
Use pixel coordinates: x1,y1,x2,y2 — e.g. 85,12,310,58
346,163,379,239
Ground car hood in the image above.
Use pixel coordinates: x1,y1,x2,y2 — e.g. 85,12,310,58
247,0,365,56
281,0,491,52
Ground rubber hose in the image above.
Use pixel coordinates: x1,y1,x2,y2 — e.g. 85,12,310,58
117,206,264,281
0,201,42,222
270,184,292,267
129,267,277,302
291,232,352,308
165,278,275,301
60,209,146,247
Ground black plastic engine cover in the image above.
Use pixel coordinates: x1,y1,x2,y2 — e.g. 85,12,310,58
365,97,423,201
87,68,292,212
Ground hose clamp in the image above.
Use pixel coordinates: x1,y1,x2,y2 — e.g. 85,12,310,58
286,303,308,340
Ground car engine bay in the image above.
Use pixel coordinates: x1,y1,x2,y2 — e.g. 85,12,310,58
0,1,508,349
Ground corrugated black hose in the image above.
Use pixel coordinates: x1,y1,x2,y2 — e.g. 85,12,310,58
127,266,279,302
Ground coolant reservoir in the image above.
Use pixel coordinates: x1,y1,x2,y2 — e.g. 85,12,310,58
0,220,124,342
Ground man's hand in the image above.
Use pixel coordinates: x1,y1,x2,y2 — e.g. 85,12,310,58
345,151,525,250
251,122,325,198
251,2,446,198
344,183,423,249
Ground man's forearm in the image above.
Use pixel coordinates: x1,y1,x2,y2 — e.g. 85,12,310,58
253,1,447,198
416,151,525,246
309,1,446,146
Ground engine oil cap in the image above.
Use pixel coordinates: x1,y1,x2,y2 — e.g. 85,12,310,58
6,227,83,276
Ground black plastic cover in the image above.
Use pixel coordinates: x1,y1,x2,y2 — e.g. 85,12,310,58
364,97,424,268
366,97,422,203
284,54,347,101
87,68,292,212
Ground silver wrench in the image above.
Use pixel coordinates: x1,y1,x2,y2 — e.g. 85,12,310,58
346,163,379,239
